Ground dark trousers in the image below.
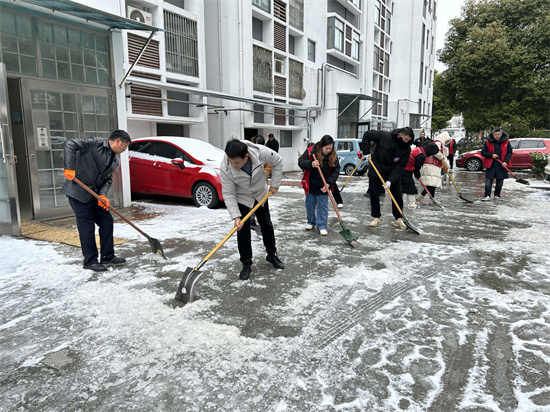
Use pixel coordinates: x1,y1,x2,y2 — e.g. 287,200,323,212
69,196,114,266
369,177,403,220
421,186,436,197
447,154,455,169
237,200,276,265
485,178,504,197
331,184,343,204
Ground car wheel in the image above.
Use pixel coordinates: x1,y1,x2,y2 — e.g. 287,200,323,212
192,182,220,208
344,164,356,175
465,158,482,171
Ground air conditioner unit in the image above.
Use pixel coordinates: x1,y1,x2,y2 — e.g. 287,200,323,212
127,5,153,25
275,59,284,74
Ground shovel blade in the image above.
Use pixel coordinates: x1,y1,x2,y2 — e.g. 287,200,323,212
175,267,201,303
148,236,166,259
402,214,422,235
459,194,475,203
339,223,358,247
516,178,530,185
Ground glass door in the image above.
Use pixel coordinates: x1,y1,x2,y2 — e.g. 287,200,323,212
0,63,21,235
21,79,113,219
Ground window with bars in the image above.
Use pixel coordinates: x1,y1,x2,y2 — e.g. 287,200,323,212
289,59,303,100
164,10,199,77
253,45,272,93
289,0,304,31
274,0,287,22
130,73,162,116
128,33,160,69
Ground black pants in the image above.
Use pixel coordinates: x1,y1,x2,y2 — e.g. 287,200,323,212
331,184,343,204
69,196,115,266
369,177,403,220
237,200,276,265
447,154,454,169
421,186,436,197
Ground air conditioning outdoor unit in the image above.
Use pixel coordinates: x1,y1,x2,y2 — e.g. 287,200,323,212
127,5,153,25
275,59,284,74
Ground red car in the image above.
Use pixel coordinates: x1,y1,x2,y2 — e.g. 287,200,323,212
455,138,550,171
128,136,224,208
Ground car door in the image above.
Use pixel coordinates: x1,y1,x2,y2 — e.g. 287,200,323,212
512,140,539,168
336,140,353,172
152,141,196,197
128,140,159,193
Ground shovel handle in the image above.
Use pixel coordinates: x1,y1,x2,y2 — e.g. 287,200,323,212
312,154,342,221
496,159,515,177
199,191,273,265
341,158,363,189
443,168,462,194
367,157,404,215
73,177,147,237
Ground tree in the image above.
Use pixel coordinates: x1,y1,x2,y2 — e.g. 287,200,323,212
437,0,550,137
431,70,456,132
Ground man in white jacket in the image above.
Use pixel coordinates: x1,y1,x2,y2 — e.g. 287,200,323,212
220,139,285,280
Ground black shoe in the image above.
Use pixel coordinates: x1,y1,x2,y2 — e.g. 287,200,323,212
239,264,252,280
102,256,126,265
266,254,284,269
84,263,108,272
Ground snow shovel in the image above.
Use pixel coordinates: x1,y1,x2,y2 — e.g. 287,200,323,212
73,177,166,258
443,168,474,203
367,157,421,235
418,178,445,209
340,159,363,192
312,155,358,247
175,191,273,304
497,159,530,185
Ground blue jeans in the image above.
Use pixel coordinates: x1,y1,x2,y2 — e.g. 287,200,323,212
305,193,329,230
485,178,504,197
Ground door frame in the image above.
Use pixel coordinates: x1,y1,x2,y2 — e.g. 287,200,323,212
0,63,22,236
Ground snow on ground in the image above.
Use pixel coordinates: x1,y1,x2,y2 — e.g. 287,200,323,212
1,171,549,411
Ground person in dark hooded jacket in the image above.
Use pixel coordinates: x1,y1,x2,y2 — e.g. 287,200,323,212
480,127,513,201
361,127,414,228
298,135,340,236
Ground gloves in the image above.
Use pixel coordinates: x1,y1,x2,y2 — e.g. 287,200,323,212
63,169,75,180
414,171,421,179
442,160,450,170
383,181,391,189
98,195,109,210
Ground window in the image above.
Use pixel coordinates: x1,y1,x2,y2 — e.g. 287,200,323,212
167,90,190,117
252,0,270,13
252,17,263,41
289,59,303,100
280,130,292,147
164,11,199,77
253,45,272,93
254,103,264,123
165,0,185,8
0,12,36,75
328,17,344,52
519,141,541,149
308,39,316,62
155,142,184,159
289,0,304,31
289,35,295,55
352,32,360,60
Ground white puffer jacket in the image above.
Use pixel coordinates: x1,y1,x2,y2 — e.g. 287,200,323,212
420,132,451,188
220,140,283,220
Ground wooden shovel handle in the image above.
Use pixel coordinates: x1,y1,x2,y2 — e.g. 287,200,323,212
367,157,403,215
73,177,147,237
312,154,342,221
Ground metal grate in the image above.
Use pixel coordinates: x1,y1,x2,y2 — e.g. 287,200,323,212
274,0,286,22
127,33,160,69
274,22,286,52
288,59,303,100
274,99,286,125
130,73,162,116
164,10,199,77
253,45,272,93
274,76,286,97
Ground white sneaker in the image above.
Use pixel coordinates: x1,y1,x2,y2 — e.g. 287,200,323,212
481,196,491,201
392,218,407,229
305,223,314,230
369,217,381,227
337,203,344,209
319,229,328,236
494,196,503,201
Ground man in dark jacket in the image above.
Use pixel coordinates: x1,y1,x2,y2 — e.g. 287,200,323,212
62,130,131,272
480,127,513,201
361,127,414,228
266,133,280,153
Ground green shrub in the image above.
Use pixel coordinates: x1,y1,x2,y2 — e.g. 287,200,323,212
530,152,548,179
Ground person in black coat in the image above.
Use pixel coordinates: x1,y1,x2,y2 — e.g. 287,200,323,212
480,127,513,201
361,127,414,228
266,133,280,153
298,135,340,236
62,130,131,272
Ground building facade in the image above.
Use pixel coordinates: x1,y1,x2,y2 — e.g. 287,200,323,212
0,0,437,234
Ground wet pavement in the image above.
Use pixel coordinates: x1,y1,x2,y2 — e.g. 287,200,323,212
1,169,550,411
